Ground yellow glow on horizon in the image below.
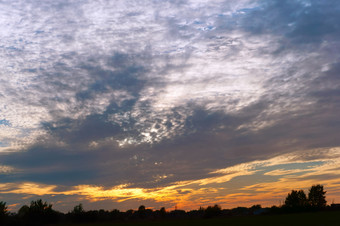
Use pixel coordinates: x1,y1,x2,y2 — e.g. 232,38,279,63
1,147,340,210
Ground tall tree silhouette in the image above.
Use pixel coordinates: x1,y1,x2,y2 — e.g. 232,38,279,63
308,184,327,208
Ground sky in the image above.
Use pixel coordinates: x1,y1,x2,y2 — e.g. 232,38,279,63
1,0,340,212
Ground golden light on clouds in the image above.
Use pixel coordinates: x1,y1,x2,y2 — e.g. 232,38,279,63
0,183,57,196
1,147,340,210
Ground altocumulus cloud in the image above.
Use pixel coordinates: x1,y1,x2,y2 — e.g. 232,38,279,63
1,0,340,211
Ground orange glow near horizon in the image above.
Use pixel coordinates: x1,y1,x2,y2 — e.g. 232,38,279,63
1,147,340,211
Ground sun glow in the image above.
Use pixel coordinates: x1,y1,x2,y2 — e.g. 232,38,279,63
1,147,340,210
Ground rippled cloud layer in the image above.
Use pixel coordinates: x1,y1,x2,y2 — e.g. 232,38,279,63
1,0,340,211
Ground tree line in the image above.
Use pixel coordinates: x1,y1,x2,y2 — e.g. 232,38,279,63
0,184,336,226
284,184,326,210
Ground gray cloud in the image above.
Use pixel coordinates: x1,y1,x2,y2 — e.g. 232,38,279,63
1,0,340,211
233,0,340,44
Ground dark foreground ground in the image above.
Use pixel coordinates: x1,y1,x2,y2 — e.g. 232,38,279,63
58,210,340,226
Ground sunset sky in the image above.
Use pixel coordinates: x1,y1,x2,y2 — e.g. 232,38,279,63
1,0,340,212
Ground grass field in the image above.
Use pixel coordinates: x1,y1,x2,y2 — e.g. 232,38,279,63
59,210,340,226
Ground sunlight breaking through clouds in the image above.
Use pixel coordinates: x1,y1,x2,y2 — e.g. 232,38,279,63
2,147,340,211
2,0,335,150
1,0,340,212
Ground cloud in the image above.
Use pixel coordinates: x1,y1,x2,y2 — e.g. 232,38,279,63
2,147,340,212
232,0,340,44
0,0,340,211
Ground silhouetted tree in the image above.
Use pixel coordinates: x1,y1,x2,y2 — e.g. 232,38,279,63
0,201,8,223
204,204,222,218
169,209,186,218
29,199,53,217
17,205,30,218
138,205,146,212
250,204,261,210
230,207,250,216
125,209,134,219
72,203,84,214
20,199,60,225
159,207,166,218
109,209,121,220
70,203,86,222
308,184,327,208
0,185,329,225
250,204,262,214
284,190,308,209
137,205,146,218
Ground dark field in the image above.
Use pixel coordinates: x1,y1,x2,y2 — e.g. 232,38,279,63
60,210,340,226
